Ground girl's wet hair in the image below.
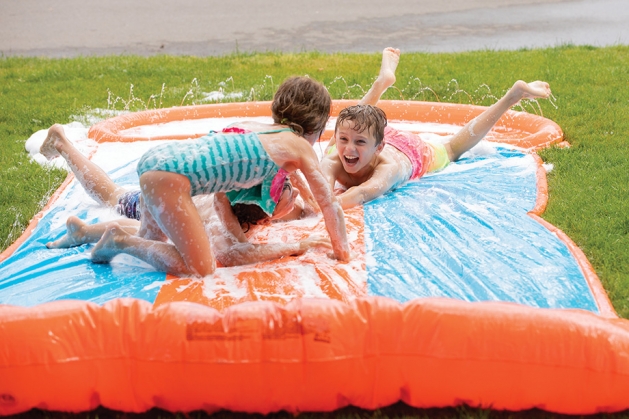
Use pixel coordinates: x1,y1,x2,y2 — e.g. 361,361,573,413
271,76,331,137
335,105,388,145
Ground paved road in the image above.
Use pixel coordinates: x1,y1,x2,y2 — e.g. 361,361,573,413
1,0,627,57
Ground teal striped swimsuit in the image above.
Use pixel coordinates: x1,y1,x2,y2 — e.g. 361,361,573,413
136,128,291,197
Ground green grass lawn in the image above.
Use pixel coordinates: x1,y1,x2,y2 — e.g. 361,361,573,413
1,46,629,418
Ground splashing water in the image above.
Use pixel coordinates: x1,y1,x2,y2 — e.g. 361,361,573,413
327,76,368,100
445,79,475,104
102,75,556,117
403,77,440,102
2,208,25,251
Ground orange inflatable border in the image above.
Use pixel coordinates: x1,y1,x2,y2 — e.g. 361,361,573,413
2,101,627,416
88,100,563,152
2,298,629,415
527,154,615,318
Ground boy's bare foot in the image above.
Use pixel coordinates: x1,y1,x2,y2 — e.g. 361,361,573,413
512,80,552,100
91,223,128,263
40,124,69,160
377,47,401,89
46,216,89,248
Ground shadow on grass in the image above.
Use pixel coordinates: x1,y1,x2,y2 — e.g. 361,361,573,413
5,403,629,419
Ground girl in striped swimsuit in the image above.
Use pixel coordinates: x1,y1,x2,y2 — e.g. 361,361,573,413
95,77,350,277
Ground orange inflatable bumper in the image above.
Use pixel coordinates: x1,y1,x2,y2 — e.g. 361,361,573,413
2,297,629,414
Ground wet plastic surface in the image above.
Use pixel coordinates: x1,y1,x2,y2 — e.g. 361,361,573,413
0,138,597,313
366,147,598,312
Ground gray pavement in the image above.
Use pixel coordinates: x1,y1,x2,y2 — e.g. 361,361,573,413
1,0,628,57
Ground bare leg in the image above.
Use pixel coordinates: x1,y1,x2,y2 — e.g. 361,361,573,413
41,124,127,206
325,47,401,153
137,195,169,242
139,171,216,276
92,218,331,274
445,81,552,161
359,47,401,106
46,216,139,248
91,223,190,275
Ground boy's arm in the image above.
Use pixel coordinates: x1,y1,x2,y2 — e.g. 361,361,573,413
219,236,331,267
336,162,406,209
213,192,333,267
298,149,350,262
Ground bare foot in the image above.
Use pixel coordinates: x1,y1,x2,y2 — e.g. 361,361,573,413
91,223,129,263
377,47,401,89
512,80,552,100
46,216,89,248
40,124,69,160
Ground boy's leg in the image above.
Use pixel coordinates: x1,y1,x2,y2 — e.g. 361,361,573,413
136,195,169,242
91,222,191,275
326,47,400,153
445,81,551,161
359,47,401,106
41,124,127,206
46,216,139,249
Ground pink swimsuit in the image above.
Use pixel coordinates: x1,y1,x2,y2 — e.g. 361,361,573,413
383,126,435,180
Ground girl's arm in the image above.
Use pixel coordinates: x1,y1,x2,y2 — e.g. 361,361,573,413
297,148,350,262
212,193,248,243
319,149,344,192
288,171,320,214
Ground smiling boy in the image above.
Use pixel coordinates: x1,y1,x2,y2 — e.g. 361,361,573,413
321,52,552,209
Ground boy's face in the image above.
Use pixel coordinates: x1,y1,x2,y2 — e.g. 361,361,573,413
335,120,383,175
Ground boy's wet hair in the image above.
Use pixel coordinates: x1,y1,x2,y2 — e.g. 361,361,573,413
271,76,331,137
335,105,388,146
231,180,293,231
231,203,269,232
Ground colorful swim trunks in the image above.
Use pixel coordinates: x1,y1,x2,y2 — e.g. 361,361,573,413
115,190,141,220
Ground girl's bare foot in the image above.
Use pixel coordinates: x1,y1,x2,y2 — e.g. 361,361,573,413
377,47,401,89
512,80,552,100
40,124,69,160
91,223,129,263
46,216,89,248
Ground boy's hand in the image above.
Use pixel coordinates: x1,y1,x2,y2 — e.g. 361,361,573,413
297,235,332,254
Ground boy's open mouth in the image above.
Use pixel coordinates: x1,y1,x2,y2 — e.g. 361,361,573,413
344,155,359,166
